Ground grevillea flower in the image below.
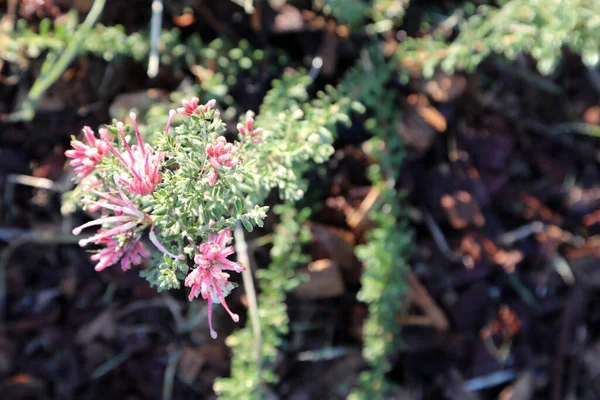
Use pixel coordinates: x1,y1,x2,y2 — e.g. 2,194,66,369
73,178,183,271
185,228,244,339
74,181,149,247
65,126,110,179
177,97,218,117
90,233,149,271
237,116,263,144
205,136,240,186
206,137,240,169
100,112,171,195
208,169,219,187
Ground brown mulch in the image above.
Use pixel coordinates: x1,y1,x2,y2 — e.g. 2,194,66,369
0,1,599,399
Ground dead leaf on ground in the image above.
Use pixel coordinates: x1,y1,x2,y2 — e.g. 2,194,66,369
294,259,345,299
346,186,380,236
76,308,117,345
440,190,485,229
400,272,449,332
397,94,447,151
308,222,361,284
414,72,467,102
177,346,227,385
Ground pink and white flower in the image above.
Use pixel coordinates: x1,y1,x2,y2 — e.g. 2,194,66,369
73,178,183,271
205,137,240,187
177,97,218,117
74,182,148,247
206,135,239,167
185,228,244,339
237,116,263,144
100,113,167,195
65,126,110,179
90,233,149,271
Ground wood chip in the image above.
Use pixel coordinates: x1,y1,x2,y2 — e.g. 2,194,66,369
294,259,345,299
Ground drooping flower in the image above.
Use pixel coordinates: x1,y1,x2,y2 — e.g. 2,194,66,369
177,97,218,117
65,126,110,179
100,113,167,195
185,228,244,339
236,116,263,144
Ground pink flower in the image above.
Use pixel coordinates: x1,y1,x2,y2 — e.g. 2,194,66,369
206,137,240,170
73,178,184,271
65,126,110,179
73,180,149,248
177,97,218,117
237,116,263,144
101,113,167,195
208,169,218,187
185,228,244,339
204,137,240,186
90,234,148,271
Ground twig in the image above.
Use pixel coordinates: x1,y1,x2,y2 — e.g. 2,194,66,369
92,350,131,379
550,122,600,137
3,174,70,219
147,0,163,78
496,221,545,246
8,0,107,121
463,369,518,392
422,210,472,266
0,0,18,30
405,271,449,332
506,273,541,312
162,348,182,400
234,222,262,372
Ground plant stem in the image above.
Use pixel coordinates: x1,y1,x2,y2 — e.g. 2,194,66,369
234,222,262,372
147,0,163,78
9,0,107,121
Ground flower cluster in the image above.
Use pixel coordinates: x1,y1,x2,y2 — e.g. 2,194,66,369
68,112,181,271
185,229,244,338
206,136,240,186
65,97,262,339
237,116,263,144
65,126,110,179
100,113,167,196
177,97,218,117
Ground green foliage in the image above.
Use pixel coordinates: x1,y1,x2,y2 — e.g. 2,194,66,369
214,204,311,399
1,12,150,64
336,45,413,399
313,0,410,30
370,0,410,23
3,14,286,121
214,63,368,397
215,42,413,399
317,0,368,27
398,0,600,78
246,69,360,202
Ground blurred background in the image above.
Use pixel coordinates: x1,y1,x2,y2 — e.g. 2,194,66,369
1,0,600,399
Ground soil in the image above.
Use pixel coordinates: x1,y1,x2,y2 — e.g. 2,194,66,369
1,1,600,399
